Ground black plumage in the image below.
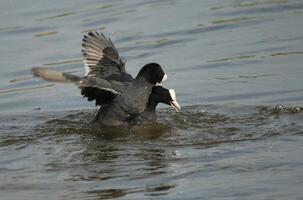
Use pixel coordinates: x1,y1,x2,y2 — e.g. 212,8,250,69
32,32,174,127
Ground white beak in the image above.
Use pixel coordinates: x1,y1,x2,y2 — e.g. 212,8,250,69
156,74,168,86
170,100,181,112
169,89,181,112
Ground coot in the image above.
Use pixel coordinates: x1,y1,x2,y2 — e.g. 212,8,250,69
32,32,176,127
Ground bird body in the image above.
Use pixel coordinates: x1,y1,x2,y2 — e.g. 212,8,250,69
32,32,179,127
94,79,155,126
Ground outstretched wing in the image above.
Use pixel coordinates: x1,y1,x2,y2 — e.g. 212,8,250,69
81,32,133,106
82,32,129,78
31,67,120,97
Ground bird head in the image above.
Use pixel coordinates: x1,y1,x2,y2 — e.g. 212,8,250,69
136,63,167,85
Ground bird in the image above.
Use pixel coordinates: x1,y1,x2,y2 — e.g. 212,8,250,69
130,86,181,125
32,32,179,127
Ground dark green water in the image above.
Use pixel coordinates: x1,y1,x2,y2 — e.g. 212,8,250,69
1,0,303,199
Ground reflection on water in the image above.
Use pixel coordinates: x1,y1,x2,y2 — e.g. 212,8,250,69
34,31,58,38
211,0,290,10
0,84,54,95
82,26,106,33
1,0,303,199
43,59,82,66
36,12,78,21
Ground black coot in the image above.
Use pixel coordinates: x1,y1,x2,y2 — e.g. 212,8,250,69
131,86,181,125
32,32,176,127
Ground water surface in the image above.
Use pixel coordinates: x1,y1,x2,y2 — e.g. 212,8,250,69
1,0,303,199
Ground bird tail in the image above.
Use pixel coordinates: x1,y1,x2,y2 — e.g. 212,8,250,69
31,67,119,95
32,67,81,83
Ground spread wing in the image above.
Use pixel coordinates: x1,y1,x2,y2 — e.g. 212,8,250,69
82,32,130,78
31,67,120,96
81,32,133,106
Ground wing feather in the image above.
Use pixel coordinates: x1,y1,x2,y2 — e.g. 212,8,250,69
82,32,126,77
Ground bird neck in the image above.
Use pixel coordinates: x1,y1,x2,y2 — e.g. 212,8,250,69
133,78,154,89
145,97,159,113
135,76,151,84
140,104,157,121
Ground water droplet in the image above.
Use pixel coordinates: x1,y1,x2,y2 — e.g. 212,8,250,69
275,104,284,110
292,107,301,113
273,104,284,114
200,109,206,113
